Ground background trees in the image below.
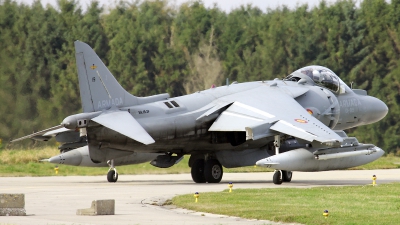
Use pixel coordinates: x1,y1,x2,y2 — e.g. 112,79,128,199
0,0,398,153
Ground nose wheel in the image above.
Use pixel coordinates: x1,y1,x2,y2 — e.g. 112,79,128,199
273,170,283,185
282,170,292,182
107,159,118,183
273,170,292,185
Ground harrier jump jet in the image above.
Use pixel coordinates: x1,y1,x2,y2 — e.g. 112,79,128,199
12,41,388,184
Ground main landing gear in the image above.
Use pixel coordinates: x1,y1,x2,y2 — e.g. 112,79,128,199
107,159,118,183
272,170,293,185
191,158,223,183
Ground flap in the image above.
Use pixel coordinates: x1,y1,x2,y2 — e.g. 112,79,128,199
270,120,318,142
91,111,155,145
245,119,278,140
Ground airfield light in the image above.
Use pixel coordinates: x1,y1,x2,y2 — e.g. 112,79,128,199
194,192,199,203
323,210,329,218
54,166,59,175
372,175,377,186
228,182,233,192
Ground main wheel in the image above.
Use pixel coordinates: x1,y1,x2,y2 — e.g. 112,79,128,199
191,159,206,183
273,170,282,185
107,170,118,183
204,159,223,183
282,170,292,182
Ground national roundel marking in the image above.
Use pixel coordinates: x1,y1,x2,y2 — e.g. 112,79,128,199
294,119,308,123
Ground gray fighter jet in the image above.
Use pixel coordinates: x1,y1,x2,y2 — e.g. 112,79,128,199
12,41,388,184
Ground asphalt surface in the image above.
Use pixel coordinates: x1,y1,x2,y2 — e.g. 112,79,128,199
0,169,399,225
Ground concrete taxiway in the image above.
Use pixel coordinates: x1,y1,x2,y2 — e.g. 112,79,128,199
0,169,399,225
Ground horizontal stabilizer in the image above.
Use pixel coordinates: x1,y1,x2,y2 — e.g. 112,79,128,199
91,111,155,145
11,124,65,142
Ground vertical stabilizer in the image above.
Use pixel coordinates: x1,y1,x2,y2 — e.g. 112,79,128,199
75,41,139,112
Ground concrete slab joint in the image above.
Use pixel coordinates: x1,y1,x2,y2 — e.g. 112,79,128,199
77,199,115,216
0,193,26,216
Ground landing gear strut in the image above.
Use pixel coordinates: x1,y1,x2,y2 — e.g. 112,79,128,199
191,158,223,183
107,159,118,183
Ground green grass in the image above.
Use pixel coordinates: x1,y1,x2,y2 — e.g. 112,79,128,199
173,183,400,224
0,148,399,176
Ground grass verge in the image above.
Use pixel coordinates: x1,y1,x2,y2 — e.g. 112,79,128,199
0,148,399,176
173,183,400,224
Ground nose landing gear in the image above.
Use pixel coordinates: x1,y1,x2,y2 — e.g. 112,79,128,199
273,170,292,185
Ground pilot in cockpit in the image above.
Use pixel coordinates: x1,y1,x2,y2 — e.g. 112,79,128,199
286,66,347,94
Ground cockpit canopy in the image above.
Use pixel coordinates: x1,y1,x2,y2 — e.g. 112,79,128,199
285,65,347,94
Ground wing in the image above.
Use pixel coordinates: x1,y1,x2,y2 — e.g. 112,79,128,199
209,85,343,144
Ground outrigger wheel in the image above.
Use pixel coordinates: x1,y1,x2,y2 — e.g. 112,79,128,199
107,159,118,182
107,170,118,182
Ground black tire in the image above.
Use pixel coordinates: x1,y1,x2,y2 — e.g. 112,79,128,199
204,159,223,183
107,170,118,183
191,159,206,183
282,170,292,182
273,170,282,185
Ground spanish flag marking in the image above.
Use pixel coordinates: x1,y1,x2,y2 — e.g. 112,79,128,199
294,119,308,123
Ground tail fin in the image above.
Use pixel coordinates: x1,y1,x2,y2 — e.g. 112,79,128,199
75,41,139,112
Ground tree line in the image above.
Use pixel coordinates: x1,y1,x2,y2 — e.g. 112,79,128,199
0,0,399,153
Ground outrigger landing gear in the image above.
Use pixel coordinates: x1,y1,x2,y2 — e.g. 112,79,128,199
272,170,293,185
107,159,118,183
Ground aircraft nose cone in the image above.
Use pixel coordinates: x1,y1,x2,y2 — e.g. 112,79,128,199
374,146,385,157
363,97,388,124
